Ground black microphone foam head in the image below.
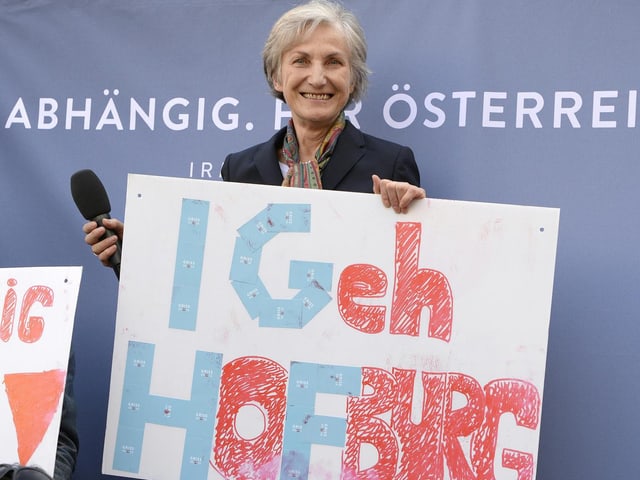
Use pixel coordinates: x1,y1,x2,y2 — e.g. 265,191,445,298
70,169,112,219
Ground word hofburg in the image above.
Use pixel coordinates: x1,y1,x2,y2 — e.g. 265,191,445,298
2,86,638,131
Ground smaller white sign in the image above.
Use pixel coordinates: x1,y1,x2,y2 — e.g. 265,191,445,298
0,266,82,477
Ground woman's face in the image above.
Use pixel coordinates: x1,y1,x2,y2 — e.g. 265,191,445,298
274,23,354,131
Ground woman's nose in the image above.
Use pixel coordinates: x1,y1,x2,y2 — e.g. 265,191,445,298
308,63,327,86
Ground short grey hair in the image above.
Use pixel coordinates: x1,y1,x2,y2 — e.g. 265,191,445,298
263,0,370,104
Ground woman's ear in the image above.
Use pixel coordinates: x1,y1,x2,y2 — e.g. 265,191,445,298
272,76,282,92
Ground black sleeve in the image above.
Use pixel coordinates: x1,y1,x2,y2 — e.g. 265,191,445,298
392,145,421,187
53,350,79,480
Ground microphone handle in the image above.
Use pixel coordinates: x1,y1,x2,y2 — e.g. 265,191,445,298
93,213,122,280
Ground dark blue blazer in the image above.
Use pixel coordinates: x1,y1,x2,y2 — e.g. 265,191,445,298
221,121,421,193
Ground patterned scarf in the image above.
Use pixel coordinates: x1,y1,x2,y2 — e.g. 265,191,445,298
281,112,346,189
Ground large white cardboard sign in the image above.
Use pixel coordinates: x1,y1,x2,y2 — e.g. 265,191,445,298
1,266,81,476
103,174,559,480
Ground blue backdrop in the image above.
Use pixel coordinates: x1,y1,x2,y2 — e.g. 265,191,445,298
1,1,638,478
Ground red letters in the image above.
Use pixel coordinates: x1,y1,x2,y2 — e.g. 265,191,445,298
213,356,288,479
1,279,52,343
211,361,541,479
343,367,399,478
443,373,486,480
471,379,541,480
392,369,447,479
1,278,18,342
341,368,540,479
338,265,388,334
337,222,454,342
391,222,453,341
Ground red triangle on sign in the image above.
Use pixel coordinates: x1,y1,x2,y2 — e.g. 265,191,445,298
3,369,66,465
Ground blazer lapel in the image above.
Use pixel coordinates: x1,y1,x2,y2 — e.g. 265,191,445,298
321,122,365,190
253,128,287,186
249,122,365,189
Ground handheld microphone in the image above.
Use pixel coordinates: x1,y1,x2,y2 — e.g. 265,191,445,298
70,169,122,280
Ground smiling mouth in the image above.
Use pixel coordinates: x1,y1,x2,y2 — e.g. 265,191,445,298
301,92,332,100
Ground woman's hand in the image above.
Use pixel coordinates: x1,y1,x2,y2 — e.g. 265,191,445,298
372,174,426,214
82,217,124,267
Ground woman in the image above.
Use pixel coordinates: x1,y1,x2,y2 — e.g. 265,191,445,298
84,0,425,264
